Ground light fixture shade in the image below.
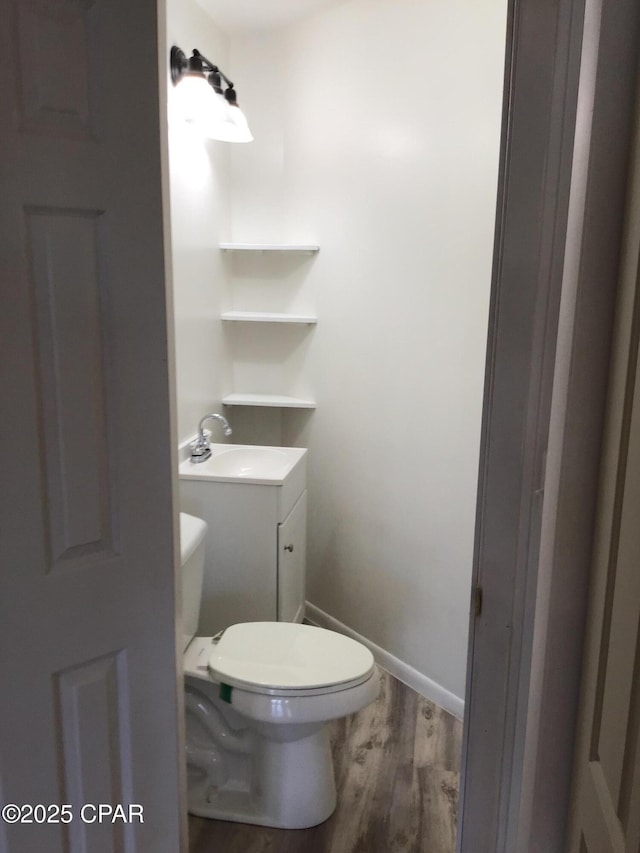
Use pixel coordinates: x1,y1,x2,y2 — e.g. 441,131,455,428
208,105,253,143
178,74,228,127
228,106,254,143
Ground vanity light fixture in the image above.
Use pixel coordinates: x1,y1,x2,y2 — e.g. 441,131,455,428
170,46,253,143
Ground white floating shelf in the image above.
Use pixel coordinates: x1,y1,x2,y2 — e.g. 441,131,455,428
221,311,317,325
220,243,319,254
222,393,316,409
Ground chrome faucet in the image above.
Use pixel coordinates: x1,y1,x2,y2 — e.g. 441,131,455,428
190,413,232,463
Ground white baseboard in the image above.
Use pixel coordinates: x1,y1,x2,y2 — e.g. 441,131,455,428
305,601,465,720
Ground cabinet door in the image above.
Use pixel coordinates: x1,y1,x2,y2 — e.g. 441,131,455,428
277,491,307,622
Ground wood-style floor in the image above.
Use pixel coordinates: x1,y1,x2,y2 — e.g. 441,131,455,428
188,669,463,853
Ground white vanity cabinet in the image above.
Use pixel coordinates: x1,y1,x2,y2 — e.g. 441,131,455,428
277,491,306,622
178,445,307,635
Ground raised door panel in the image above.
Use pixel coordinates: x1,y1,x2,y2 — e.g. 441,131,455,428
55,652,133,853
16,0,97,139
27,207,117,572
574,354,640,851
567,65,640,852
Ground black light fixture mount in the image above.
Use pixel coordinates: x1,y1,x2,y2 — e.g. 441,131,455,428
170,46,237,104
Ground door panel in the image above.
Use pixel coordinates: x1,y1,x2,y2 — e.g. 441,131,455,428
567,62,640,852
0,1,183,851
27,208,116,571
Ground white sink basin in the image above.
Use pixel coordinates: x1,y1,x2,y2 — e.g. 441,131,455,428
204,447,290,477
178,443,306,485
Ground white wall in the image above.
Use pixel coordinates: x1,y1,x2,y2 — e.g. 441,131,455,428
226,0,506,701
166,0,232,444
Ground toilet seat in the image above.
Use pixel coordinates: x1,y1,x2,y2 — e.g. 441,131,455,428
207,622,376,697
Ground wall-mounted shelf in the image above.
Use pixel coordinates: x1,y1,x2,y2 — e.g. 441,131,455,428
221,311,317,325
220,243,319,255
221,242,319,418
222,393,316,409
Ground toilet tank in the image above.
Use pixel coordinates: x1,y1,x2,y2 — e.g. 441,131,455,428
179,512,208,651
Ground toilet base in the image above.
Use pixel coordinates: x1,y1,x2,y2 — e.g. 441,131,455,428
185,677,337,829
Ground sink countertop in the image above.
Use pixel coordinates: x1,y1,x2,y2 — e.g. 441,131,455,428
178,443,307,486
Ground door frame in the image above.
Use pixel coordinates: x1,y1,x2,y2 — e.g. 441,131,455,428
152,0,640,848
459,0,640,851
157,3,189,851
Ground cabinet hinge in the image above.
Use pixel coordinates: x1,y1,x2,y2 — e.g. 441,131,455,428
473,585,483,618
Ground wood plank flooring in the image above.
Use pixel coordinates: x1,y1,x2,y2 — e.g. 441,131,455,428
188,669,463,853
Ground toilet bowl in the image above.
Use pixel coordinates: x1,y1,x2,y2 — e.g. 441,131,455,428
179,512,380,829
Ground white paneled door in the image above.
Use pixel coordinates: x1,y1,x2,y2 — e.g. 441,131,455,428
566,68,640,853
0,2,183,852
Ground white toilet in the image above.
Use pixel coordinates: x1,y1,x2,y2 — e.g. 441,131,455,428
179,511,380,829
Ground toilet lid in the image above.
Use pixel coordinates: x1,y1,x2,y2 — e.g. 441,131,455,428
208,622,375,694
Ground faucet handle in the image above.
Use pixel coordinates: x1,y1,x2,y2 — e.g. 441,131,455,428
189,431,211,463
